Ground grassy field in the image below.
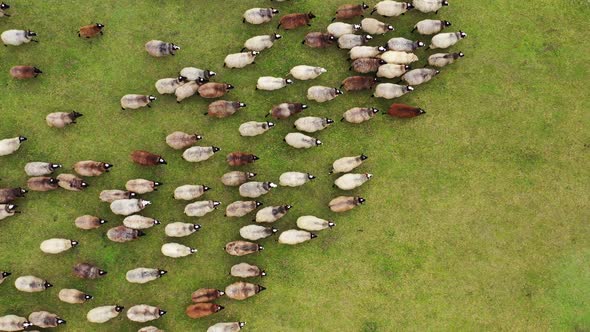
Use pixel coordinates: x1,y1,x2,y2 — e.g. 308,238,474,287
1,0,589,331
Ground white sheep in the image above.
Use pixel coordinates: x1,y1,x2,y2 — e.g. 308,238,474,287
24,162,61,176
255,205,291,223
379,51,419,64
58,288,93,304
161,243,197,258
327,22,361,37
0,136,26,156
123,215,160,229
225,201,262,218
373,83,414,99
145,40,180,57
401,68,440,85
46,111,83,128
335,173,373,190
243,33,281,52
278,230,317,245
413,0,449,13
0,204,18,221
239,121,274,137
164,222,201,237
243,8,279,24
294,117,334,133
338,34,372,49
361,18,394,35
126,268,167,284
377,64,410,78
428,52,464,67
240,224,277,241
284,132,322,149
256,76,293,91
413,19,451,35
127,305,166,323
331,155,368,174
1,29,37,46
40,238,78,254
155,76,186,94
230,263,265,278
342,107,380,124
126,179,161,194
370,1,413,16
297,216,335,231
289,65,326,80
307,86,342,103
179,67,216,81
184,200,221,217
387,37,424,51
110,199,151,216
0,315,32,331
14,275,52,292
208,322,246,332
173,184,210,200
429,31,466,49
239,182,276,198
87,305,124,324
224,51,259,69
279,172,315,187
174,80,201,103
349,46,387,60
120,95,156,110
182,146,220,162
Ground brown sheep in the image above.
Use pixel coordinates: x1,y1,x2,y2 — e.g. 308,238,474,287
225,241,263,256
165,131,203,150
221,171,256,187
27,177,59,192
198,83,234,99
192,288,225,303
107,225,145,243
226,152,259,166
350,58,386,73
205,101,246,118
224,282,266,300
386,103,426,118
131,150,167,166
0,187,27,203
333,3,369,21
9,65,42,79
186,303,224,319
277,12,316,30
57,173,88,191
302,32,335,48
268,103,307,119
74,161,113,177
46,111,83,128
341,76,378,91
73,262,107,279
79,23,104,38
75,215,107,230
329,196,366,212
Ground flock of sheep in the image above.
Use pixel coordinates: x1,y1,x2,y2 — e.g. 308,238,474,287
0,0,467,331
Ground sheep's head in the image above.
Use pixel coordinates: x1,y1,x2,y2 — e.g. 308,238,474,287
96,23,105,29
308,12,316,19
444,20,452,27
406,2,414,10
212,146,221,153
271,8,279,14
443,1,449,6
0,2,10,10
157,157,167,164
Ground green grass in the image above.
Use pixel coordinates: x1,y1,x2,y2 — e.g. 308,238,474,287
1,0,589,331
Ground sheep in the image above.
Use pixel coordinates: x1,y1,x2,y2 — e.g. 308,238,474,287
73,160,112,177
227,152,259,166
192,288,225,303
79,23,104,38
255,205,291,223
127,305,166,323
279,172,315,187
174,184,210,200
429,31,466,49
27,177,59,191
56,174,88,191
180,67,216,81
428,52,464,67
350,58,386,73
28,311,66,328
121,95,156,110
331,155,368,174
164,222,201,237
279,229,317,245
0,271,11,284
327,23,361,38
307,86,342,103
370,1,413,16
166,131,202,150
284,132,322,149
0,2,10,17
99,189,136,203
184,200,221,217
221,171,256,187
231,263,266,278
268,102,307,118
379,51,419,64
155,76,187,94
145,40,180,57
205,101,246,118
349,46,387,60
75,215,107,230
183,146,220,163
86,305,124,323
1,29,37,46
0,136,26,156
293,117,333,133
242,33,281,52
401,68,440,85
277,12,316,30
377,64,410,78
110,199,151,216
289,65,326,80
240,225,277,241
126,268,167,284
242,8,279,24
0,187,26,203
175,80,201,103
40,238,78,254
333,3,369,21
412,19,451,35
14,275,52,292
225,241,263,256
58,288,93,304
198,83,234,98
361,18,394,35
185,303,224,319
123,215,160,229
9,66,42,79
338,34,373,49
161,243,197,258
387,37,424,51
24,162,61,176
225,201,262,218
257,76,293,90
0,315,32,331
342,107,379,124
126,179,161,194
329,196,366,212
131,150,167,166
139,327,163,332
239,181,276,198
0,204,18,220
208,322,246,332
297,216,335,231
224,51,258,69
335,173,373,190
239,121,274,137
107,225,145,243
387,103,426,118
225,282,265,300
413,0,449,13
341,76,377,91
373,83,414,99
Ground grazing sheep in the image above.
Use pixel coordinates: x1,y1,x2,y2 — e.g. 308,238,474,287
387,37,424,51
284,132,322,149
413,19,451,35
335,173,373,190
277,12,316,30
289,65,326,80
24,162,61,176
110,199,151,216
327,23,361,37
371,1,413,16
46,112,83,129
221,171,256,187
225,241,263,256
401,68,440,85
14,275,52,292
349,45,387,60
0,187,26,203
155,76,187,94
121,95,156,110
373,83,413,99
183,146,220,162
131,150,167,166
27,177,59,191
175,80,202,103
9,66,42,79
338,34,372,49
239,121,274,137
257,76,293,90
0,2,10,17
40,238,78,254
377,64,410,78
107,226,145,243
180,67,216,81
361,18,394,35
428,51,464,67
239,181,276,198
350,58,386,73
0,204,18,220
333,3,369,21
224,51,258,69
231,263,266,278
198,82,234,98
126,268,167,284
166,131,202,150
0,136,26,156
225,282,265,300
331,155,368,174
225,200,262,218
297,216,335,231
161,243,197,258
206,101,246,118
279,172,315,187
255,205,291,223
99,189,136,203
227,152,259,166
342,107,379,124
279,229,317,245
379,51,419,64
387,103,426,118
307,86,342,102
145,40,180,57
1,29,37,46
268,102,307,118
0,315,32,331
185,303,224,319
413,0,449,13
0,271,11,284
139,327,163,332
341,76,377,91
79,23,104,38
56,174,88,191
126,179,161,194
75,215,107,230
58,288,93,304
243,33,281,52
28,311,66,328
243,8,279,24
329,196,366,212
73,160,112,177
123,215,160,229
174,184,210,201
208,322,246,332
294,117,333,133
86,305,124,324
184,200,221,217
429,31,466,49
192,288,225,303
127,305,166,323
240,225,277,241
164,222,201,237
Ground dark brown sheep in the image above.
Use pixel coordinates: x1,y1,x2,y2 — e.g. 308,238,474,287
198,83,234,99
186,303,224,319
191,288,225,303
226,152,259,166
350,58,386,73
73,263,107,279
205,101,246,118
131,150,167,166
341,76,378,91
277,12,316,30
302,32,336,48
79,23,104,38
0,187,26,203
268,103,307,119
107,225,145,243
74,161,113,177
333,3,369,21
27,177,59,192
10,66,42,79
386,104,426,118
